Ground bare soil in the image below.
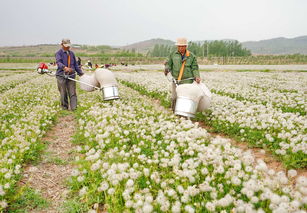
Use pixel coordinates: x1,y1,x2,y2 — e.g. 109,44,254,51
197,122,307,181
19,114,77,213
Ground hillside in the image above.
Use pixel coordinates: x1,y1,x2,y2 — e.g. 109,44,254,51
242,36,307,55
0,44,118,57
123,36,307,55
0,44,59,57
1,36,307,56
121,38,174,53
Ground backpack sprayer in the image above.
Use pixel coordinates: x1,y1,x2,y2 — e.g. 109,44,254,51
165,72,214,118
36,63,119,100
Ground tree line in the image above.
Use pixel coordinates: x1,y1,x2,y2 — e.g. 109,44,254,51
149,40,251,57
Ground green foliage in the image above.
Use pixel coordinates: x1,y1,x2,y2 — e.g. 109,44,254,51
8,187,49,212
62,198,90,213
195,112,307,169
148,44,176,57
149,40,251,57
119,80,171,108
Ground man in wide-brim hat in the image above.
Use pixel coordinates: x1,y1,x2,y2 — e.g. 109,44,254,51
164,37,201,111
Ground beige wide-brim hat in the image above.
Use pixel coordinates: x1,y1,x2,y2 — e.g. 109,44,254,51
175,37,188,46
61,38,71,47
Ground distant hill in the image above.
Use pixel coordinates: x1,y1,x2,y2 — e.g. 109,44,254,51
122,36,307,55
0,44,59,57
0,44,117,57
122,38,174,53
1,36,307,56
242,36,307,55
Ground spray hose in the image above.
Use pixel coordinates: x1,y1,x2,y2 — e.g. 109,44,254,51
44,70,101,90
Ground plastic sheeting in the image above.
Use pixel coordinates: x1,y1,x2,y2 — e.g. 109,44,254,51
95,68,118,87
193,82,211,112
176,82,212,112
176,83,203,103
79,74,99,92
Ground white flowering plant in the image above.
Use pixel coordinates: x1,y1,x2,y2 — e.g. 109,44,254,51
0,75,60,210
116,71,307,169
68,85,306,212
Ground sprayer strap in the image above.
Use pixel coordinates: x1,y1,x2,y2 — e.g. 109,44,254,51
177,50,190,81
67,52,71,68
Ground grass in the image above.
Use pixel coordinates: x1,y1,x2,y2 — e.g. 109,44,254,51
8,187,49,213
62,198,90,213
44,153,69,165
23,138,49,165
236,69,272,72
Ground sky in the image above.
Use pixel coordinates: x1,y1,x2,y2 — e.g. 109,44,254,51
0,0,307,46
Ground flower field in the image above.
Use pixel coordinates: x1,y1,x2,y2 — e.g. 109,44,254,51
0,73,59,209
0,72,38,93
70,83,307,212
0,69,306,212
116,71,307,169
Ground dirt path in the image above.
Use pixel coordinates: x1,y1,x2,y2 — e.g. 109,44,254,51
19,114,77,213
197,122,307,179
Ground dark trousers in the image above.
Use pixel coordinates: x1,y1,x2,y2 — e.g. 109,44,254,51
171,82,177,111
56,76,77,110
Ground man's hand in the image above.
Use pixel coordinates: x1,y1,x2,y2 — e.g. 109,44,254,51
63,67,72,73
164,68,169,76
195,77,201,84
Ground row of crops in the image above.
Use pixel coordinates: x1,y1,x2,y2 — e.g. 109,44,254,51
69,84,307,212
0,73,60,210
116,71,307,170
0,70,306,212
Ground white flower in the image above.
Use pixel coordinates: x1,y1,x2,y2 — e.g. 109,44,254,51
143,168,150,176
79,186,88,196
125,200,133,208
145,194,153,203
231,176,241,186
167,189,176,197
0,200,8,208
142,204,153,213
184,205,195,213
296,176,307,187
108,188,115,195
98,181,109,192
71,169,79,177
0,186,5,196
3,183,10,189
181,194,190,203
126,179,134,187
90,162,100,171
205,201,215,211
177,185,184,194
171,201,181,213
77,176,85,182
270,194,281,204
4,173,11,179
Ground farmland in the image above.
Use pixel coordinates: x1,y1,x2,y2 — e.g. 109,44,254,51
0,66,306,212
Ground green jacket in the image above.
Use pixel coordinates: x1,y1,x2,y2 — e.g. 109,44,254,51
166,50,199,84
